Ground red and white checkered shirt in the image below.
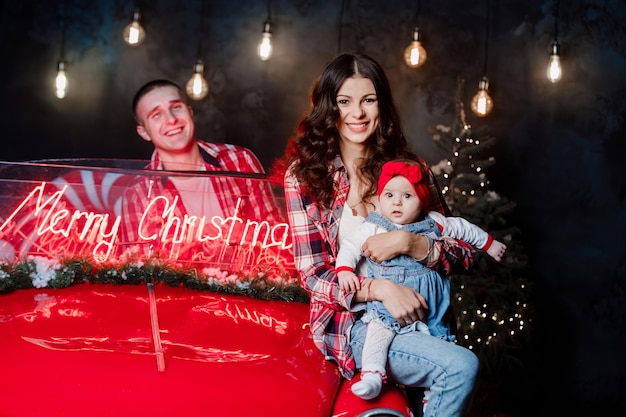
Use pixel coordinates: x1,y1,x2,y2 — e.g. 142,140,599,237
120,141,280,257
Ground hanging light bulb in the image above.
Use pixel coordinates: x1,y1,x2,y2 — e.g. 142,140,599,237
55,60,68,99
123,9,146,46
546,0,562,83
547,41,562,83
403,26,427,68
470,76,493,117
55,2,68,99
471,0,493,117
186,60,209,100
258,20,273,61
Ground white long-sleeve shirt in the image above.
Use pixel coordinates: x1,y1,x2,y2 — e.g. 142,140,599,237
336,211,493,274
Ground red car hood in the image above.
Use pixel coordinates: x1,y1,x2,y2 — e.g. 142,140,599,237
0,284,342,417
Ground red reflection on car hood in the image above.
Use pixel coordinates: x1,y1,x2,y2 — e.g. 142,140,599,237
0,284,342,417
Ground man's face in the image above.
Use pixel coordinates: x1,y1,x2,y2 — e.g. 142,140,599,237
135,85,196,154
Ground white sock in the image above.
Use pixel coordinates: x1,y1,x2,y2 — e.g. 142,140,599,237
361,321,395,368
351,368,384,400
352,321,394,400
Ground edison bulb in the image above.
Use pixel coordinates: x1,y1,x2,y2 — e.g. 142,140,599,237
55,60,68,99
258,21,272,61
547,41,562,83
470,77,493,117
186,60,209,100
403,27,427,68
123,10,146,46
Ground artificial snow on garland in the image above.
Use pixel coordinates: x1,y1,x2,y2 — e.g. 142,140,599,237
0,254,309,304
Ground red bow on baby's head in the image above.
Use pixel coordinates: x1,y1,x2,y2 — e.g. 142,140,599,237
377,160,430,209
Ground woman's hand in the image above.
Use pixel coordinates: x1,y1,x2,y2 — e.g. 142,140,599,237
369,279,428,325
362,230,430,263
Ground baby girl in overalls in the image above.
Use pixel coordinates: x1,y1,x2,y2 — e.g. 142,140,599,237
335,159,507,401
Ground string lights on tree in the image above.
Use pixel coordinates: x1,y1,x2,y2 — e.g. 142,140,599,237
122,7,146,47
403,0,427,68
429,77,533,387
186,0,209,101
547,0,562,83
257,1,273,61
470,0,494,117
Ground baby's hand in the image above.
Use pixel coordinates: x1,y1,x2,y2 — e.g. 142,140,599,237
337,271,361,292
486,240,507,262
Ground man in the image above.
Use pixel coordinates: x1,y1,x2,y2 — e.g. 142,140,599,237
120,79,282,265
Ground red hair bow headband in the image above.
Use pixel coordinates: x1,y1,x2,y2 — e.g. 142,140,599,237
378,161,430,209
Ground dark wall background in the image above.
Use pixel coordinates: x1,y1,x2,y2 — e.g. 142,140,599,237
1,1,625,416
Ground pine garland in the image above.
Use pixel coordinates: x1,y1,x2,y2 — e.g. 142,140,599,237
0,255,309,304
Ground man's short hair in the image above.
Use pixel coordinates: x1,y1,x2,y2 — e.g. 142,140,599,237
132,79,186,122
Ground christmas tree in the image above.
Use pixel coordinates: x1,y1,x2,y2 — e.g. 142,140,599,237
428,77,534,388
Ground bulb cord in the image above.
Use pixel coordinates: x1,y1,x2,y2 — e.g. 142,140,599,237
59,0,67,59
553,0,560,41
413,0,422,27
482,0,490,76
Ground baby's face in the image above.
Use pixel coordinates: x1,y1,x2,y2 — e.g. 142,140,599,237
378,175,421,225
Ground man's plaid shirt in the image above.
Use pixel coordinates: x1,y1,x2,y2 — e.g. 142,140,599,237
120,140,279,249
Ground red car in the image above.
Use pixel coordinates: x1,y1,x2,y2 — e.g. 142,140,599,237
0,160,413,417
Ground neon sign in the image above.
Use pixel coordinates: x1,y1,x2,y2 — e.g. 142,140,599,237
0,180,293,272
0,182,120,260
136,194,290,249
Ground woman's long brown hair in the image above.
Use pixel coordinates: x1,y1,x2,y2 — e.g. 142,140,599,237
271,52,416,209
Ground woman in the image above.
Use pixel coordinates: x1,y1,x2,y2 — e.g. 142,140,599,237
274,53,479,417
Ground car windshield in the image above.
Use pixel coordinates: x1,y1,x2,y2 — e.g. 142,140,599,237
0,159,303,302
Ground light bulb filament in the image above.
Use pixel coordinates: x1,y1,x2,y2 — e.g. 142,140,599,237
128,24,141,45
475,94,488,114
408,42,425,66
190,74,204,96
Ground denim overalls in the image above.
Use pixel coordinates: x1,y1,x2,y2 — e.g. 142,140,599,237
361,211,455,342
